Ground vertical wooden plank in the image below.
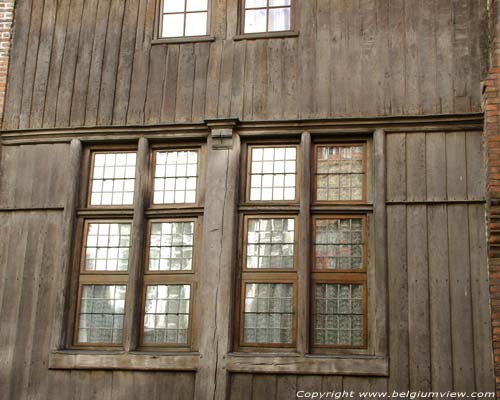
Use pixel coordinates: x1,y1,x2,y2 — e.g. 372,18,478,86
298,0,316,118
191,42,210,121
297,376,323,397
345,0,361,117
359,0,377,116
276,375,297,400
403,0,420,114
446,131,468,201
406,133,426,202
211,0,227,39
252,375,277,400
418,0,437,114
242,41,255,120
69,0,99,127
388,0,405,115
407,205,431,391
45,372,72,400
2,0,32,129
144,45,167,124
230,40,246,119
251,40,268,120
164,372,195,400
55,0,85,127
315,0,331,117
71,370,93,400
83,0,112,126
217,40,235,119
452,0,471,112
322,375,342,393
468,204,495,392
281,38,298,119
175,44,196,122
87,371,113,400
375,0,391,115
448,204,475,392
160,45,180,122
386,133,406,202
436,0,454,114
343,377,370,400
330,0,347,115
427,205,453,392
466,131,485,200
230,374,253,400
425,132,447,201
266,39,282,119
387,205,409,391
204,41,223,119
113,0,142,125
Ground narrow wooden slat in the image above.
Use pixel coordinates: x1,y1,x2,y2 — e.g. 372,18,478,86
386,133,406,202
71,370,93,400
230,374,253,400
217,40,235,119
298,0,316,118
446,131,468,201
144,45,167,124
343,377,370,400
436,0,454,114
406,133,426,202
276,375,298,400
281,38,298,119
465,131,485,200
359,0,377,116
403,0,419,114
160,44,180,122
266,39,282,120
251,40,268,120
425,132,447,201
252,375,277,400
191,42,210,121
297,376,323,397
387,0,405,115
175,44,196,122
315,0,331,117
242,40,255,120
230,40,246,118
452,0,471,112
418,0,437,114
330,0,347,115
204,41,222,119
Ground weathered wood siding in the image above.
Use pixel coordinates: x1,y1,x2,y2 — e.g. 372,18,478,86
1,0,488,131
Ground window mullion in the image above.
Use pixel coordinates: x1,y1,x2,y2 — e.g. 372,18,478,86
297,131,312,355
123,137,150,352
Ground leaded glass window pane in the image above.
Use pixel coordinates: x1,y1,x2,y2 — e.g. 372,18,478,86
153,150,198,204
78,285,126,344
249,147,296,201
243,0,292,34
161,0,208,38
246,218,295,269
148,221,195,271
90,153,136,206
316,145,364,202
243,283,293,344
143,285,191,344
314,283,364,346
84,223,131,272
314,218,363,270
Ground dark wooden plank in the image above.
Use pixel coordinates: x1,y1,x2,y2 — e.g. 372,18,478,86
418,0,437,114
427,205,453,391
230,374,253,400
387,0,405,115
71,370,93,400
315,0,331,117
159,372,195,400
298,0,316,118
447,204,475,392
191,42,210,121
343,376,370,400
69,0,99,127
230,40,246,118
242,40,255,120
321,375,342,393
204,41,222,119
466,131,485,200
468,204,495,392
330,0,347,115
406,133,426,202
425,132,447,201
217,40,235,118
276,375,297,400
211,0,227,39
160,45,180,122
387,205,409,391
144,45,167,124
175,44,196,122
446,131,468,201
403,0,420,114
345,0,361,117
281,38,298,119
359,0,377,116
252,375,277,400
45,371,72,400
251,40,268,120
297,376,323,397
266,39,282,119
436,0,454,114
452,0,471,112
386,133,406,202
407,205,431,391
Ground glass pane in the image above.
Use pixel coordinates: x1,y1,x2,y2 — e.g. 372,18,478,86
84,223,131,271
77,285,126,344
269,0,290,6
185,12,208,36
90,153,136,206
143,284,191,345
246,0,267,8
148,221,195,271
243,283,293,344
164,0,185,12
244,9,267,33
314,218,364,270
268,7,290,31
246,218,294,269
314,283,364,346
316,145,364,202
154,150,198,204
186,0,208,11
249,147,296,201
162,13,185,37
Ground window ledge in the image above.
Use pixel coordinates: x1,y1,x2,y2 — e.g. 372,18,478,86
48,350,200,371
152,36,216,45
224,353,388,376
233,31,299,41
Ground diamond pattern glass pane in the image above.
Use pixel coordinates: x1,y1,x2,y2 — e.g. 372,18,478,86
314,218,363,270
78,285,126,344
314,283,364,346
154,150,198,204
148,221,194,271
243,283,293,344
249,147,296,201
84,223,131,272
246,218,295,269
90,153,136,206
316,145,364,201
143,285,191,344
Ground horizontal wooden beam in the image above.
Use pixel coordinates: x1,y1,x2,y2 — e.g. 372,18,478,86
224,354,389,376
386,199,486,205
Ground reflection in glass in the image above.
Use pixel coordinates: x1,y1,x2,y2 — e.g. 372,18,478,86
149,221,195,271
84,223,131,272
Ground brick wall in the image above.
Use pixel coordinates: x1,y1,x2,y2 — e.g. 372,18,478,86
0,0,13,121
486,0,500,397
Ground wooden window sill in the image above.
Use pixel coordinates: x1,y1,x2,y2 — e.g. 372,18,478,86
233,31,299,41
224,353,388,376
48,350,200,371
152,36,216,45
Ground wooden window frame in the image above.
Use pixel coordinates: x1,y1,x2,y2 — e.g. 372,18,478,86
238,0,297,36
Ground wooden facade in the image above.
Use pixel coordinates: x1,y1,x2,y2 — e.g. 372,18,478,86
0,0,496,399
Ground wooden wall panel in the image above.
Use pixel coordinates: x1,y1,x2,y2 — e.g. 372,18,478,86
1,0,488,130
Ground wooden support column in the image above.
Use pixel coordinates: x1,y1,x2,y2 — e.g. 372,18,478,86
297,131,311,355
195,119,240,400
50,139,82,350
373,129,388,355
123,137,149,351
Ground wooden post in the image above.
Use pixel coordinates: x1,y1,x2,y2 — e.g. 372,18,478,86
123,137,149,351
297,131,311,355
195,120,240,400
50,139,82,350
373,128,388,355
